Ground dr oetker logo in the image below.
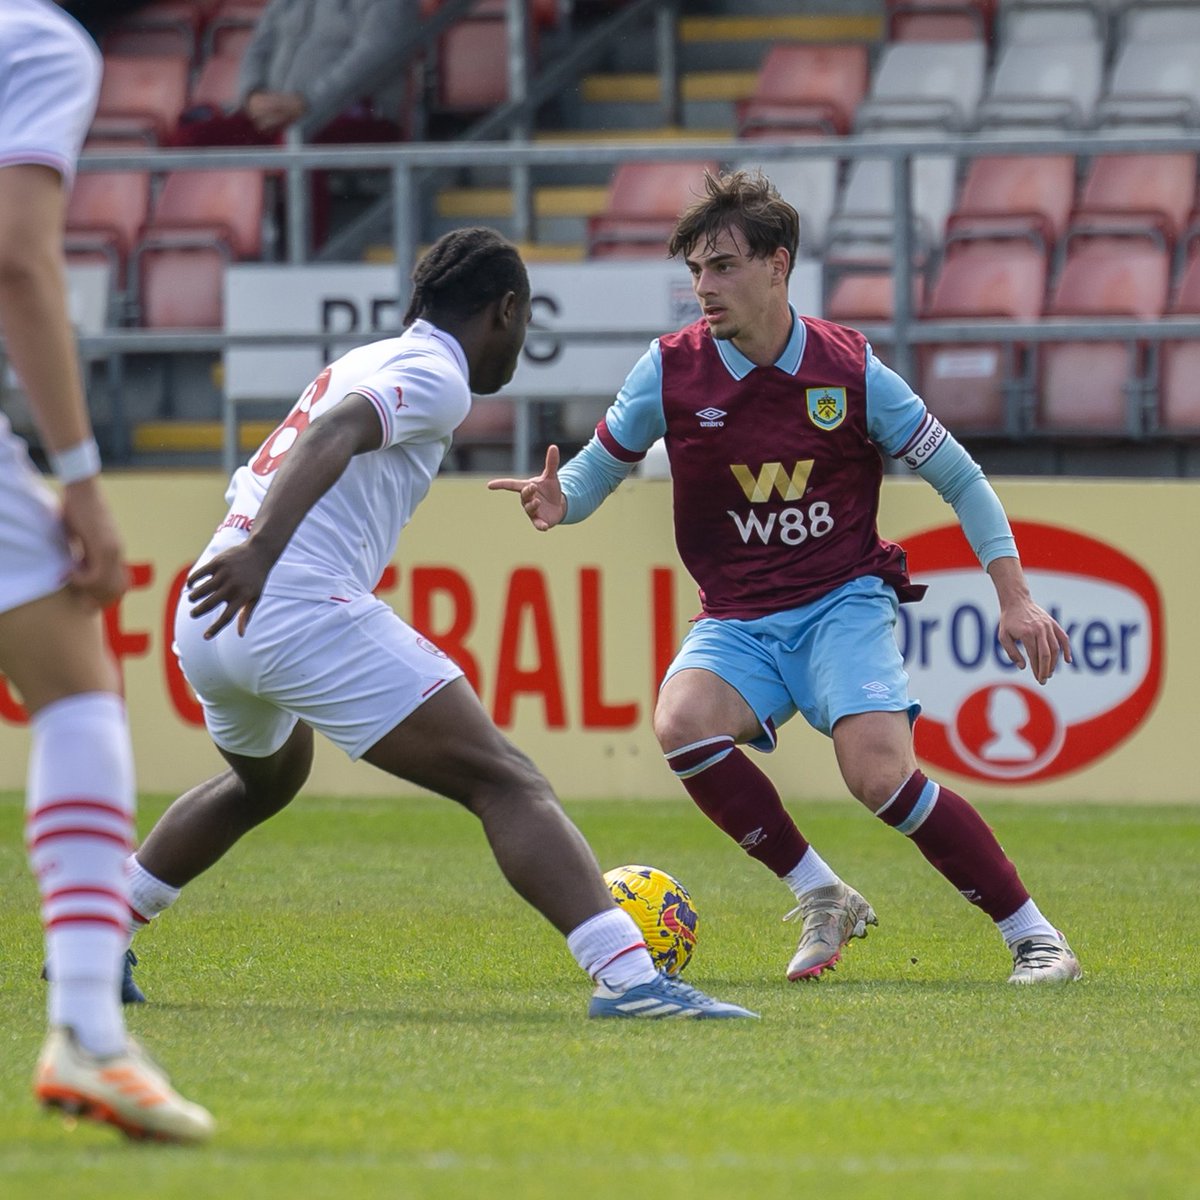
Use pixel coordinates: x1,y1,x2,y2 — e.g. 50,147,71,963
897,521,1164,783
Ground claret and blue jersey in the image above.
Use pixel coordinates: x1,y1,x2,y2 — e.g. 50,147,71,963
559,308,1019,620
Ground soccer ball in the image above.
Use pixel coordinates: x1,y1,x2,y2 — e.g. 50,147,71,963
603,864,698,976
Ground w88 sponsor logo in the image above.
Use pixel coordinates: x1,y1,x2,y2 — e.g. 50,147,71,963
726,459,836,545
727,501,835,546
898,522,1163,783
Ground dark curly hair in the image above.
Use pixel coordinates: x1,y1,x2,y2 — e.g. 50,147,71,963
403,227,529,326
667,169,799,279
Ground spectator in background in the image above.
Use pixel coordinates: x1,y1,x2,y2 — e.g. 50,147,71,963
172,0,409,148
170,0,410,250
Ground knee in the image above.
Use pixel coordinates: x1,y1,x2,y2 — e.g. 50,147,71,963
653,702,707,753
843,763,911,814
237,748,312,825
466,741,557,816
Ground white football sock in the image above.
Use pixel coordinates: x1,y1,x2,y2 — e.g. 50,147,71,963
127,854,181,929
27,693,133,1057
996,898,1058,945
784,846,840,899
567,908,658,989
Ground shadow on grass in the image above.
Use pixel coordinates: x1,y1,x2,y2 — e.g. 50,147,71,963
139,1000,572,1027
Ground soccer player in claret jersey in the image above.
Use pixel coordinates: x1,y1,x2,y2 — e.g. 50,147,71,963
120,227,755,1021
490,171,1083,986
1,0,213,1141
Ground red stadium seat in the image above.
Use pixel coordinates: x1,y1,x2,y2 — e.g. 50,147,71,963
825,272,914,323
736,44,870,139
203,0,267,60
886,0,995,42
101,1,210,60
137,246,229,328
1050,235,1171,322
425,1,554,114
133,170,267,328
1073,153,1198,245
1158,251,1200,431
142,170,267,260
946,155,1076,253
916,240,1048,432
824,267,924,321
91,54,191,144
587,160,720,259
65,161,153,287
187,50,245,115
434,18,514,112
1036,234,1170,433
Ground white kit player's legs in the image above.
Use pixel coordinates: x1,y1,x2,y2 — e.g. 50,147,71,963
27,693,133,1056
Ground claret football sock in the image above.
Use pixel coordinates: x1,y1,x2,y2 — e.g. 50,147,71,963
876,769,1030,920
668,741,811,876
568,909,658,990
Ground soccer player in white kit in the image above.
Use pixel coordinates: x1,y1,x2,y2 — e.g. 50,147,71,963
0,0,213,1141
122,228,756,1021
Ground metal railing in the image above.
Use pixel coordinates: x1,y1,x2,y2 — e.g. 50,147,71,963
62,128,1200,475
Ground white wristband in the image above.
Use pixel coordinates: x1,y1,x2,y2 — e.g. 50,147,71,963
49,438,102,485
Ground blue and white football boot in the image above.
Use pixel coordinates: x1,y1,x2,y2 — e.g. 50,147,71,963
589,972,758,1019
41,947,145,1005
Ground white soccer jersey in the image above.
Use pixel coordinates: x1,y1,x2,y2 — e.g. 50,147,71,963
202,319,473,600
0,0,102,183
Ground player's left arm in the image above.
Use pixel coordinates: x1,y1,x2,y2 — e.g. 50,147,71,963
188,394,382,638
866,348,1072,684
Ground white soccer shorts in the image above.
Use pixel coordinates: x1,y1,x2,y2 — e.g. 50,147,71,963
0,417,73,617
173,589,464,760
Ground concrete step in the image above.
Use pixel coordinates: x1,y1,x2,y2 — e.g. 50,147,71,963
607,12,883,71
130,418,277,467
579,70,760,104
425,183,609,247
568,96,736,132
435,184,610,221
368,240,585,263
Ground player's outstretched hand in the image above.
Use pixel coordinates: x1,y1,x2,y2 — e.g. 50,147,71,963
61,478,129,610
997,597,1073,685
487,444,566,531
186,540,276,639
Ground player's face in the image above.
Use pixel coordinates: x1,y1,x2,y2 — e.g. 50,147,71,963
475,292,532,394
684,226,784,344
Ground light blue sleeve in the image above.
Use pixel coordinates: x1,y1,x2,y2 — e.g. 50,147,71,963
865,345,1018,569
559,343,667,525
864,345,927,455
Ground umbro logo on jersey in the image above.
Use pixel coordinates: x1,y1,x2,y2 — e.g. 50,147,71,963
696,407,726,427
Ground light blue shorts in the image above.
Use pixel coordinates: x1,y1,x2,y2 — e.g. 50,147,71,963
663,575,921,750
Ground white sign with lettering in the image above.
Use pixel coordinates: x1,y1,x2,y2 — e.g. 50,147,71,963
223,260,823,400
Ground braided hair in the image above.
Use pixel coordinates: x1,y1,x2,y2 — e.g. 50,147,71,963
403,227,529,326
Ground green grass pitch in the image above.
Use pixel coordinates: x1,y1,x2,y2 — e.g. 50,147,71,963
1,791,1197,1199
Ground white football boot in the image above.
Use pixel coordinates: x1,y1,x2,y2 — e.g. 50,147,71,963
34,1027,215,1143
